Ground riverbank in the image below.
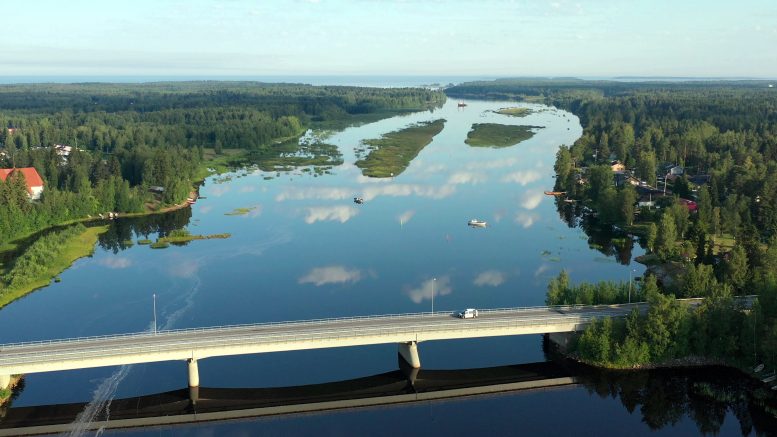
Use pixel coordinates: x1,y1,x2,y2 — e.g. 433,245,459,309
0,375,23,407
0,225,109,310
548,331,776,388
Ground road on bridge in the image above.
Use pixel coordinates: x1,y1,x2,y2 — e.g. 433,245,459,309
0,304,636,370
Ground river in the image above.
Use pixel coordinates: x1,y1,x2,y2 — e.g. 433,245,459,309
1,98,772,435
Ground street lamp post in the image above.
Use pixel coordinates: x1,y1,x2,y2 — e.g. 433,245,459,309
432,278,436,314
153,293,157,334
628,269,635,303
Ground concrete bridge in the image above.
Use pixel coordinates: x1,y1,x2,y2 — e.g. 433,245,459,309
0,303,643,392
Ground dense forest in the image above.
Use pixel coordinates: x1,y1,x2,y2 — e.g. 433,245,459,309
0,82,445,242
447,79,777,372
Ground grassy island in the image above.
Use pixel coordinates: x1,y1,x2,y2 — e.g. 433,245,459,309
465,123,540,148
225,206,258,216
148,229,231,249
0,224,107,309
355,119,446,177
494,107,533,117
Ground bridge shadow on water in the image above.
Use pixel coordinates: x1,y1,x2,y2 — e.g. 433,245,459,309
0,358,578,435
1,356,777,436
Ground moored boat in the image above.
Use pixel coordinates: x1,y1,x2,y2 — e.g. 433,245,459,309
544,191,566,196
468,219,487,227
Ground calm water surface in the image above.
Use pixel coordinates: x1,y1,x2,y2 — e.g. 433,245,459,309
4,99,764,435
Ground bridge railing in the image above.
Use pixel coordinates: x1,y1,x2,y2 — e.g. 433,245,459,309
0,303,621,349
0,314,606,364
0,296,755,352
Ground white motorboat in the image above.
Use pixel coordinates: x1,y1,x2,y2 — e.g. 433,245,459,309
468,219,487,227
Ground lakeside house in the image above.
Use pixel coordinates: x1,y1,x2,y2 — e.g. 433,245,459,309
678,198,698,212
0,167,45,200
610,160,625,172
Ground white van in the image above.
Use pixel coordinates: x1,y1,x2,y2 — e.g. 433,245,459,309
457,308,479,319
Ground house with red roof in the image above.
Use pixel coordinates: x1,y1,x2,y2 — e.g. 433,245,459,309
0,167,45,200
678,198,698,212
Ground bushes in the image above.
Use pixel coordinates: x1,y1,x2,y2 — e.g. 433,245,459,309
1,224,87,290
546,270,639,305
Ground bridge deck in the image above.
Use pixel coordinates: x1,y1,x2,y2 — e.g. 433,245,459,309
0,304,641,376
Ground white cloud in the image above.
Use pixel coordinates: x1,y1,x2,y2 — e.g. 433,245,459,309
362,184,456,201
474,270,505,287
407,276,452,304
299,266,362,286
304,205,358,224
276,186,352,202
515,212,541,228
448,171,487,185
398,210,415,225
466,157,519,170
501,170,542,186
520,189,545,210
98,257,133,269
209,185,231,197
534,264,551,278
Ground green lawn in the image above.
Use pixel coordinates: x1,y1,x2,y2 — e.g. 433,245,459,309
355,119,446,178
465,123,540,148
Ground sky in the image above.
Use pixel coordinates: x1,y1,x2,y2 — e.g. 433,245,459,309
1,0,776,78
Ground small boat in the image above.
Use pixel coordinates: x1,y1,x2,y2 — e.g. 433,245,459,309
544,191,566,196
762,374,776,383
457,101,467,107
754,363,765,373
353,197,364,204
468,219,487,227
563,198,577,203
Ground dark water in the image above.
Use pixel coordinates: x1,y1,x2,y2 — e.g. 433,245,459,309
0,99,771,435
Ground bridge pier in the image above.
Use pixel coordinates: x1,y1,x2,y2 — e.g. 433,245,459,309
0,374,9,390
187,358,200,388
398,341,421,369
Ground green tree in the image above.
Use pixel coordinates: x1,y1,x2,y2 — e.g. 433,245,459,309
723,244,749,292
587,165,613,203
656,212,677,260
618,185,637,225
646,222,658,253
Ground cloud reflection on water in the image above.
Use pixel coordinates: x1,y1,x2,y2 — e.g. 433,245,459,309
473,270,506,287
304,205,359,224
407,276,452,304
299,266,362,286
501,170,542,186
519,189,544,210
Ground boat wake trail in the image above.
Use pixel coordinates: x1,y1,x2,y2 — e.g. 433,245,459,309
66,364,131,437
66,278,203,436
65,230,289,435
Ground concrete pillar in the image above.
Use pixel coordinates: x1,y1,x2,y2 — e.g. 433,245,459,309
187,358,200,387
0,374,9,390
398,341,421,369
189,386,200,406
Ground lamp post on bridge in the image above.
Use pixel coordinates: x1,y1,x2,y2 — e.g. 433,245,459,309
153,293,157,335
432,278,436,314
628,269,636,303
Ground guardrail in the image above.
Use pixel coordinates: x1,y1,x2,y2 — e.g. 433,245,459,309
0,302,652,349
0,313,602,365
0,295,757,361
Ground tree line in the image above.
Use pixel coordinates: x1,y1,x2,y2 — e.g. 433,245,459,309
0,82,445,243
447,78,777,370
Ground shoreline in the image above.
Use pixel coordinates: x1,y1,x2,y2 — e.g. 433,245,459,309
0,225,109,310
548,333,775,388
